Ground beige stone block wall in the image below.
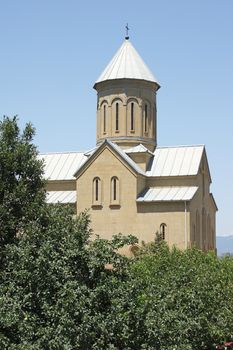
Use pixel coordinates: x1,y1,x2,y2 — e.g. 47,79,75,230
188,159,216,251
74,143,216,255
76,146,193,254
136,202,190,249
77,147,140,244
95,79,157,151
46,180,76,191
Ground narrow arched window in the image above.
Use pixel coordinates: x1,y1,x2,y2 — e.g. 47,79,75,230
160,223,167,240
116,103,119,131
111,177,119,205
130,102,134,131
95,178,99,201
103,105,106,133
113,178,117,200
93,177,101,205
145,104,148,133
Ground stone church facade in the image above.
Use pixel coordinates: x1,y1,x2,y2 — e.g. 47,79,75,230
40,38,217,254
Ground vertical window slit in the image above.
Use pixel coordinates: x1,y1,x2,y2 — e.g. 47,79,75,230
145,104,148,132
131,102,134,131
160,223,166,240
103,105,106,133
116,103,119,131
95,179,99,201
113,178,117,201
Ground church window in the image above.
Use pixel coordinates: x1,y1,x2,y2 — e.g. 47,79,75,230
131,102,134,131
111,176,120,205
113,178,117,200
160,223,167,240
95,178,99,201
145,104,148,133
93,177,101,205
103,105,106,133
116,103,119,131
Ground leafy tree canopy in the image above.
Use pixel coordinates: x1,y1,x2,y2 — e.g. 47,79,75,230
1,206,233,349
0,116,46,250
0,206,137,350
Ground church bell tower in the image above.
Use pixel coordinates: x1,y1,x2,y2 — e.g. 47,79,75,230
93,36,160,151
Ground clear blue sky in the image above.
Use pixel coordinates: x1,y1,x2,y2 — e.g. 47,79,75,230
0,0,232,236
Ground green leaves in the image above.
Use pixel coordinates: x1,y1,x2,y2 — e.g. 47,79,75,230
126,246,233,349
1,205,233,349
0,116,46,251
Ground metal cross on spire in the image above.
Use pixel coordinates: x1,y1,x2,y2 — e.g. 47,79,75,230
125,23,129,40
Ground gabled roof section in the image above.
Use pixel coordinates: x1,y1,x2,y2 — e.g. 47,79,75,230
95,40,160,86
74,139,145,178
146,145,205,177
137,186,198,202
39,144,207,181
39,152,87,181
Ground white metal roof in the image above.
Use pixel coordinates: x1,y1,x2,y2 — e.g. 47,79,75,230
146,145,204,177
46,191,76,204
137,186,198,202
125,144,154,155
39,152,87,180
95,40,159,85
40,145,204,181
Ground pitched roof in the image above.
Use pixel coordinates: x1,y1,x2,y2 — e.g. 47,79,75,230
73,139,145,178
137,186,198,202
39,144,205,181
46,191,76,204
38,152,87,180
146,145,204,177
95,40,160,86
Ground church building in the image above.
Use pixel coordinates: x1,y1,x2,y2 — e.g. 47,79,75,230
40,37,217,254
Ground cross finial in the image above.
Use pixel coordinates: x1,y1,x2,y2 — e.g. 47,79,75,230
125,23,129,40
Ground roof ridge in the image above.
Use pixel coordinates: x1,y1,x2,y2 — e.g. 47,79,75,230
156,144,205,150
39,150,86,155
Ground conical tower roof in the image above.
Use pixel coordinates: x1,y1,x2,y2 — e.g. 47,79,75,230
94,39,160,87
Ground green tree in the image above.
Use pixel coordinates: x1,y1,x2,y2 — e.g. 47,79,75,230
0,206,137,350
118,243,233,350
0,116,46,250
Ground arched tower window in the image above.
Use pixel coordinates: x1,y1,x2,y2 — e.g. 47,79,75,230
110,177,119,205
130,102,134,131
103,105,106,133
144,104,148,133
116,102,119,131
160,223,167,240
93,177,101,205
